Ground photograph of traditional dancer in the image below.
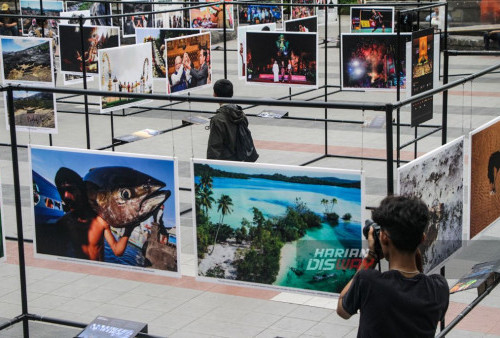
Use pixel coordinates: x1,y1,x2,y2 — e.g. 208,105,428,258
59,25,120,75
291,0,315,19
98,43,153,113
341,33,408,90
189,0,234,30
166,32,212,94
238,0,283,25
246,31,317,87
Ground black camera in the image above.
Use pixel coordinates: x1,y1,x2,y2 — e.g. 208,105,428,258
363,219,382,258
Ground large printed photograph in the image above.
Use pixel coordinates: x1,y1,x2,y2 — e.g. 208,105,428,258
285,16,318,32
189,0,234,30
341,33,408,91
411,29,434,126
470,117,500,239
122,0,154,37
135,27,200,79
66,1,113,26
20,0,64,37
398,137,464,273
237,23,277,79
0,37,54,84
238,0,283,25
4,90,57,133
59,25,120,75
166,32,211,94
246,31,318,87
292,0,316,19
99,43,153,113
154,3,184,28
30,146,180,274
350,7,394,33
193,160,363,294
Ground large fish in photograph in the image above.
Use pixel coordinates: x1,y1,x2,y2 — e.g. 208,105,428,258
30,145,180,276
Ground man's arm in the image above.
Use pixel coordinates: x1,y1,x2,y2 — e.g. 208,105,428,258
207,118,225,160
337,227,380,319
103,224,135,257
170,66,183,86
190,63,208,82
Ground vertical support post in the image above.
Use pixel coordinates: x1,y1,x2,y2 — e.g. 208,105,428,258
111,110,115,151
6,87,30,337
414,126,418,158
385,104,394,195
39,0,45,37
223,1,227,80
440,266,446,330
79,16,91,149
325,4,329,156
49,134,53,146
442,4,449,145
396,10,401,167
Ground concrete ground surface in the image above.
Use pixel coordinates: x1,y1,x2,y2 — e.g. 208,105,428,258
1,15,500,337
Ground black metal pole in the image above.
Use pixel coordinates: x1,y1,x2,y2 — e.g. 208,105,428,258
414,125,418,158
442,3,449,145
79,16,91,149
223,1,227,79
385,104,394,195
49,134,52,146
110,110,115,151
396,10,401,167
39,0,44,37
6,87,30,338
325,5,328,156
440,265,446,331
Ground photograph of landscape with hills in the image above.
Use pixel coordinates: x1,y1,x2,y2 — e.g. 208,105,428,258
4,90,56,132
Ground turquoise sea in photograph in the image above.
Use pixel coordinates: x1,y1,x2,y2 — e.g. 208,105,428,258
194,162,362,293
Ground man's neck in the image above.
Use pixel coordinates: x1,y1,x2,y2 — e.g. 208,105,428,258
387,249,419,274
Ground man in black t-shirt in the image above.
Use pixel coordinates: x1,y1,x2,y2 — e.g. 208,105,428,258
337,195,449,338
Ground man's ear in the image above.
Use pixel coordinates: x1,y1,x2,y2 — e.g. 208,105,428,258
380,230,390,246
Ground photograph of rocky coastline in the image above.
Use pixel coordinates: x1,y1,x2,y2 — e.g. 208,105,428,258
0,37,53,84
398,137,465,273
193,160,363,294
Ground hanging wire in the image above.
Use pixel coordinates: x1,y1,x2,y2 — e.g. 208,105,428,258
461,83,465,134
169,97,176,158
361,109,365,172
469,80,473,132
188,92,195,159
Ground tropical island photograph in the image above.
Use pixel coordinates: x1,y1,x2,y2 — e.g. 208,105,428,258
193,161,363,294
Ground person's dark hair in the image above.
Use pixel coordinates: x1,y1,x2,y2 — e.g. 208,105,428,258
201,48,207,58
55,167,84,195
213,79,233,98
371,195,429,252
261,26,271,31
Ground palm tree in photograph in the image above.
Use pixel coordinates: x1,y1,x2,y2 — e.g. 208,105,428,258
209,194,233,255
199,173,213,191
198,186,215,215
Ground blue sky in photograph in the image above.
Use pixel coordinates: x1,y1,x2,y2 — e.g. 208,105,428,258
31,147,177,228
1,37,48,53
20,0,64,11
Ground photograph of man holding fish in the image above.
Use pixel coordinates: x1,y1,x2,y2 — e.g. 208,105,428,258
30,145,180,275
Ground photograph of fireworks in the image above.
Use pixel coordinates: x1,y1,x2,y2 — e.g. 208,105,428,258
30,145,180,275
189,0,234,30
98,43,153,113
237,23,277,79
166,32,212,94
350,7,394,33
0,37,54,84
291,0,316,19
238,0,283,25
285,16,318,32
470,117,500,239
155,3,184,28
20,0,64,36
398,137,465,274
135,28,200,79
59,25,120,75
341,33,408,90
246,31,318,87
4,90,57,133
411,28,434,126
65,1,113,26
122,0,154,37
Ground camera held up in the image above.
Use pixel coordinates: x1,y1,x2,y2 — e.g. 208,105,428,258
363,219,382,259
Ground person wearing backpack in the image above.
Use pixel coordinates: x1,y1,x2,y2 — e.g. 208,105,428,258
207,79,259,162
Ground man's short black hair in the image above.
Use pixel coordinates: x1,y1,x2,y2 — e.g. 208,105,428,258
213,79,233,98
372,195,429,252
201,48,207,58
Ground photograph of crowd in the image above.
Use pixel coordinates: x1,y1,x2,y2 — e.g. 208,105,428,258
189,0,234,30
1,37,53,84
350,7,394,33
122,1,154,37
20,0,63,37
30,145,180,274
237,23,277,78
341,33,408,90
155,3,184,28
291,0,316,19
65,1,112,26
285,16,318,32
59,25,120,75
135,28,200,78
4,90,57,133
99,43,153,113
166,32,211,94
238,0,283,25
246,32,317,87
